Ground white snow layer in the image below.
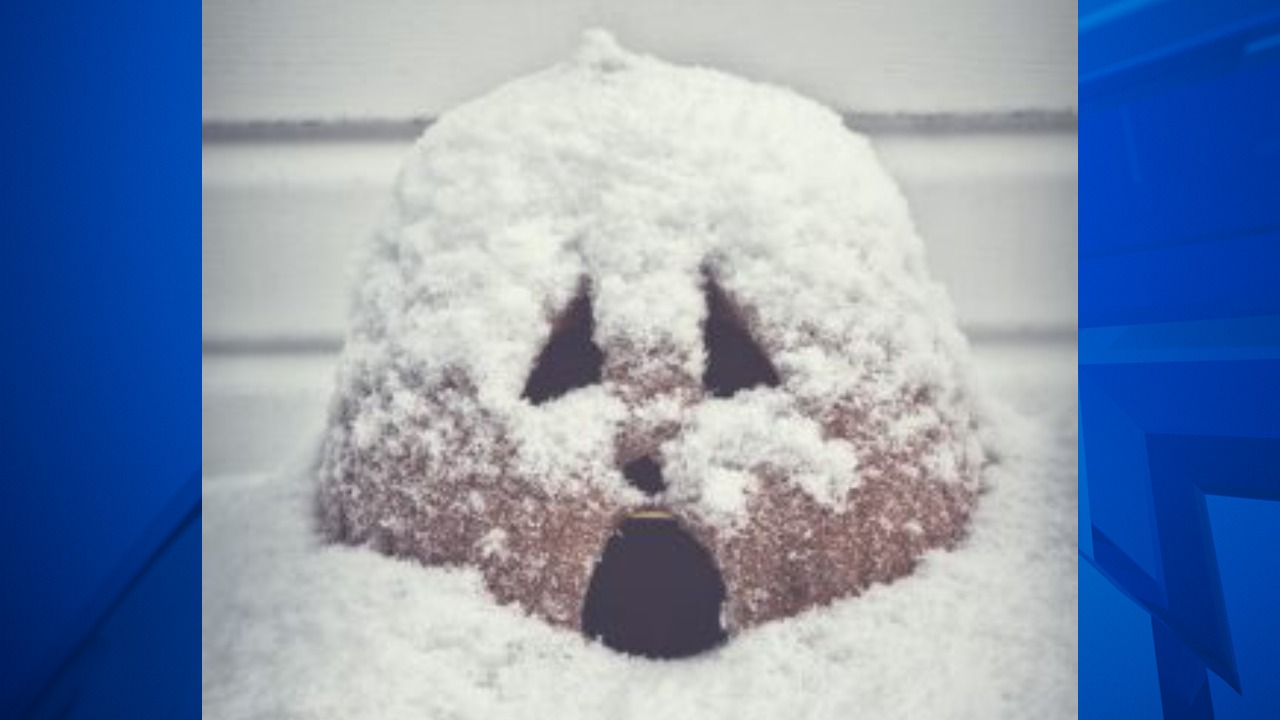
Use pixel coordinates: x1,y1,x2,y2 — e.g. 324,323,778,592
203,31,1077,719
202,353,1077,720
319,29,988,531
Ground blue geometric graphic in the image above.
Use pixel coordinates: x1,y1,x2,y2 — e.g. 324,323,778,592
0,1,200,717
1080,2,1280,718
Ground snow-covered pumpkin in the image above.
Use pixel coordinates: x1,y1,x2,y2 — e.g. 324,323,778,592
317,31,989,659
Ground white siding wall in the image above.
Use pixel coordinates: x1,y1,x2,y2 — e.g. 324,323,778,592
203,0,1077,121
203,0,1078,475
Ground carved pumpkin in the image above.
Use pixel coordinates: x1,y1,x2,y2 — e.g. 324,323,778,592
318,31,988,659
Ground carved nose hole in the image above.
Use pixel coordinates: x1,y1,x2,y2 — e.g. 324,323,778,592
582,516,727,659
622,456,666,495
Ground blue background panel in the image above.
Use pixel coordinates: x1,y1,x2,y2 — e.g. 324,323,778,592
1202,495,1280,720
1081,560,1166,720
26,513,202,720
0,1,199,718
1080,373,1164,589
1080,62,1280,261
1080,1,1280,718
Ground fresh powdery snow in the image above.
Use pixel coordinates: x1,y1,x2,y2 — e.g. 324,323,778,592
319,28,987,538
664,391,861,524
202,349,1076,719
202,30,1076,719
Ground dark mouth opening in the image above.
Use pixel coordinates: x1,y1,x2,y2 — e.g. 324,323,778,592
581,513,727,659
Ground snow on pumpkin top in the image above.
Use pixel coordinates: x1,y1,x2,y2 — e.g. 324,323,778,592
323,30,985,529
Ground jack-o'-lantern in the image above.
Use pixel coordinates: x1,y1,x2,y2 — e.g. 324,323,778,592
318,30,988,660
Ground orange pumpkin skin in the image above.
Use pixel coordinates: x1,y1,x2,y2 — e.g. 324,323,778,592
316,32,988,649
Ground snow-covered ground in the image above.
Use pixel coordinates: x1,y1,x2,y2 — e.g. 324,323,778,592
202,340,1076,720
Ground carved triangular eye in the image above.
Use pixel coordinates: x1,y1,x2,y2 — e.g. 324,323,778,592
702,279,780,397
523,290,604,404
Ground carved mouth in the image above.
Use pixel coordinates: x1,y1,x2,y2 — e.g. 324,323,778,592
581,509,728,659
